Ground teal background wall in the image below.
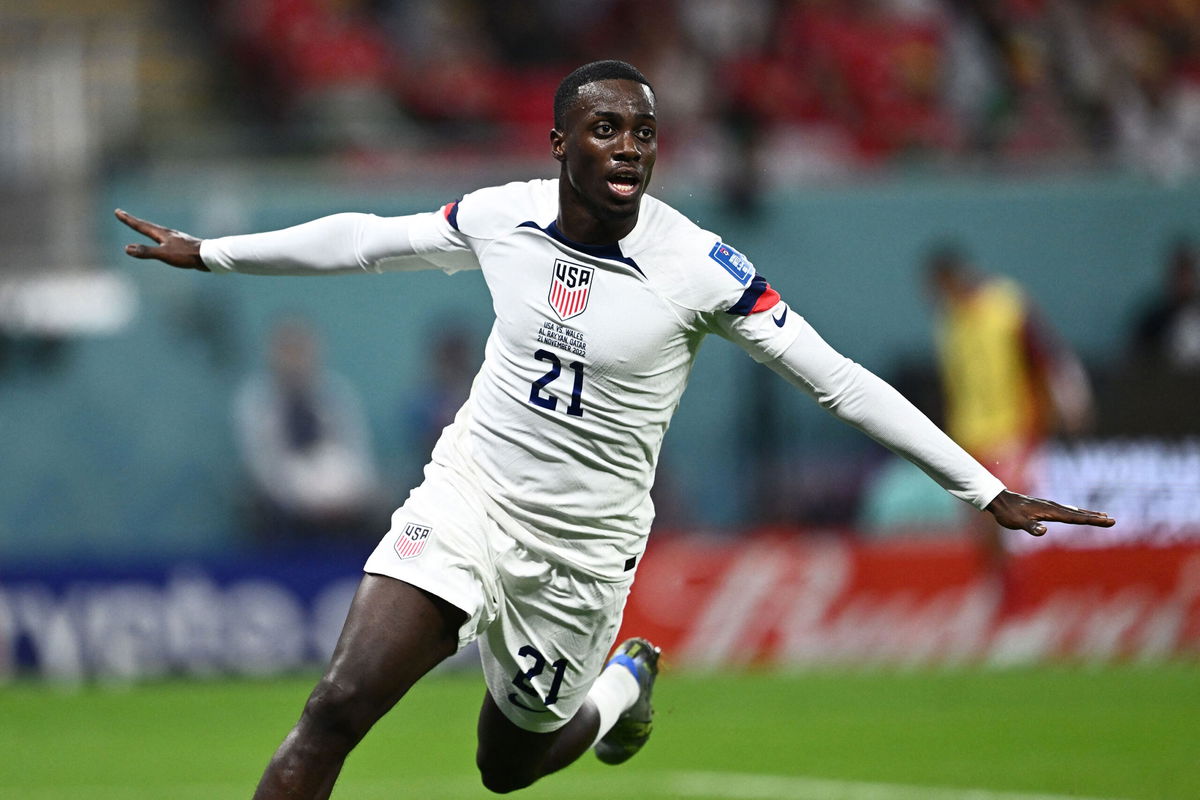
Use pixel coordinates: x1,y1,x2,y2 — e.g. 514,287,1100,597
2,170,1196,564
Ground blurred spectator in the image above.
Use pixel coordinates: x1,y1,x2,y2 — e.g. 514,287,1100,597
926,243,1093,485
1132,239,1200,370
234,317,382,543
406,328,476,461
218,0,406,149
924,244,1093,588
754,1,959,160
1107,23,1200,182
196,0,1200,173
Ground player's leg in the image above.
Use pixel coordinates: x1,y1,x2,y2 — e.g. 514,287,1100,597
475,691,601,793
252,573,466,800
474,637,660,792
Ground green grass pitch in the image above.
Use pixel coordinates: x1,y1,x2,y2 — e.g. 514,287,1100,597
1,663,1197,799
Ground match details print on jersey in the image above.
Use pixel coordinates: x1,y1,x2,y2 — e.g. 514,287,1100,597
531,260,592,417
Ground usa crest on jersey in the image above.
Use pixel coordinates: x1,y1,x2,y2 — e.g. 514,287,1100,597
548,259,594,321
394,523,431,559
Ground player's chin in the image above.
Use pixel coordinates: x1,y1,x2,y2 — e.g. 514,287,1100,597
601,182,645,213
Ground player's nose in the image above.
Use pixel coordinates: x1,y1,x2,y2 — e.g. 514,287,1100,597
613,131,641,160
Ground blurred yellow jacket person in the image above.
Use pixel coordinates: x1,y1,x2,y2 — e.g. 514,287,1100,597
928,248,1092,490
938,277,1040,457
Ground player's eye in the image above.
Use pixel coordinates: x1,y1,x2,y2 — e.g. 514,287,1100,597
594,123,614,136
636,127,655,141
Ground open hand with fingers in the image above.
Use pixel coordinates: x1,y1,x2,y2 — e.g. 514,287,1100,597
986,490,1114,537
115,209,209,271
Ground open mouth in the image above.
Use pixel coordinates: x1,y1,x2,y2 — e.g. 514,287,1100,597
607,174,641,198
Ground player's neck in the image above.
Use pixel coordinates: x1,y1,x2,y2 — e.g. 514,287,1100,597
557,190,640,244
556,215,636,246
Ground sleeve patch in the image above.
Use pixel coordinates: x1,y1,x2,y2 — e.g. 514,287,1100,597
708,241,754,286
441,200,461,231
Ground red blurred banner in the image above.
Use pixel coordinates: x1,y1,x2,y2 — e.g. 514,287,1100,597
619,534,1200,667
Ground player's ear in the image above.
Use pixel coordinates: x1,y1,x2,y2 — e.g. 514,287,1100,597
550,128,566,162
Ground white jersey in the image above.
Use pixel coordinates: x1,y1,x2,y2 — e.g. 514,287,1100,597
202,178,1005,580
412,179,804,579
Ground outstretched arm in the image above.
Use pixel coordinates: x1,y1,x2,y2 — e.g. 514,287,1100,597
116,207,476,276
755,316,1114,534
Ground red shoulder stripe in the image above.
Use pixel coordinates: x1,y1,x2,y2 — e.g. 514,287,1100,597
749,285,781,313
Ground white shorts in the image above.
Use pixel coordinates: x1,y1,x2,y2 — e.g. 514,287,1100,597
363,459,633,732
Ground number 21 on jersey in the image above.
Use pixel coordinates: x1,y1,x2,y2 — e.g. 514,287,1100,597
529,349,585,417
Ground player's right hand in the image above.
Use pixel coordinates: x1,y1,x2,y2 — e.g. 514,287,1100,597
115,209,209,271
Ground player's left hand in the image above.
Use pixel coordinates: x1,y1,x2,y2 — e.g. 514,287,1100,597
985,489,1114,537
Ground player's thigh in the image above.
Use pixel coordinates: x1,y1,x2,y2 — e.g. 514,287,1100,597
331,466,498,722
316,574,466,714
478,550,631,735
363,458,500,652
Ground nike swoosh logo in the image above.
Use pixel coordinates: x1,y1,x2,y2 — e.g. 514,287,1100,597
507,693,550,713
772,306,788,327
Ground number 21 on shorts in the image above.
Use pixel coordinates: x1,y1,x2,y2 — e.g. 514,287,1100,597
507,644,569,712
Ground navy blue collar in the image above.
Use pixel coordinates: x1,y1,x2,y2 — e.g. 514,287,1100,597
519,220,644,276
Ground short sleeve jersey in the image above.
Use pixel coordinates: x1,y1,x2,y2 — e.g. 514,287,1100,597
407,179,801,580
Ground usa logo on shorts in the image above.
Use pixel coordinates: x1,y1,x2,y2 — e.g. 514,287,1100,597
395,523,431,559
548,259,593,321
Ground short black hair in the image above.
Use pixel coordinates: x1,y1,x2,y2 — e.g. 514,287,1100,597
553,60,653,129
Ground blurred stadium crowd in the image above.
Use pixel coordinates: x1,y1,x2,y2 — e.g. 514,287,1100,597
3,0,1200,248
210,0,1200,180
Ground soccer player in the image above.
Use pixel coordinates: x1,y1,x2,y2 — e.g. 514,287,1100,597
117,60,1114,798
